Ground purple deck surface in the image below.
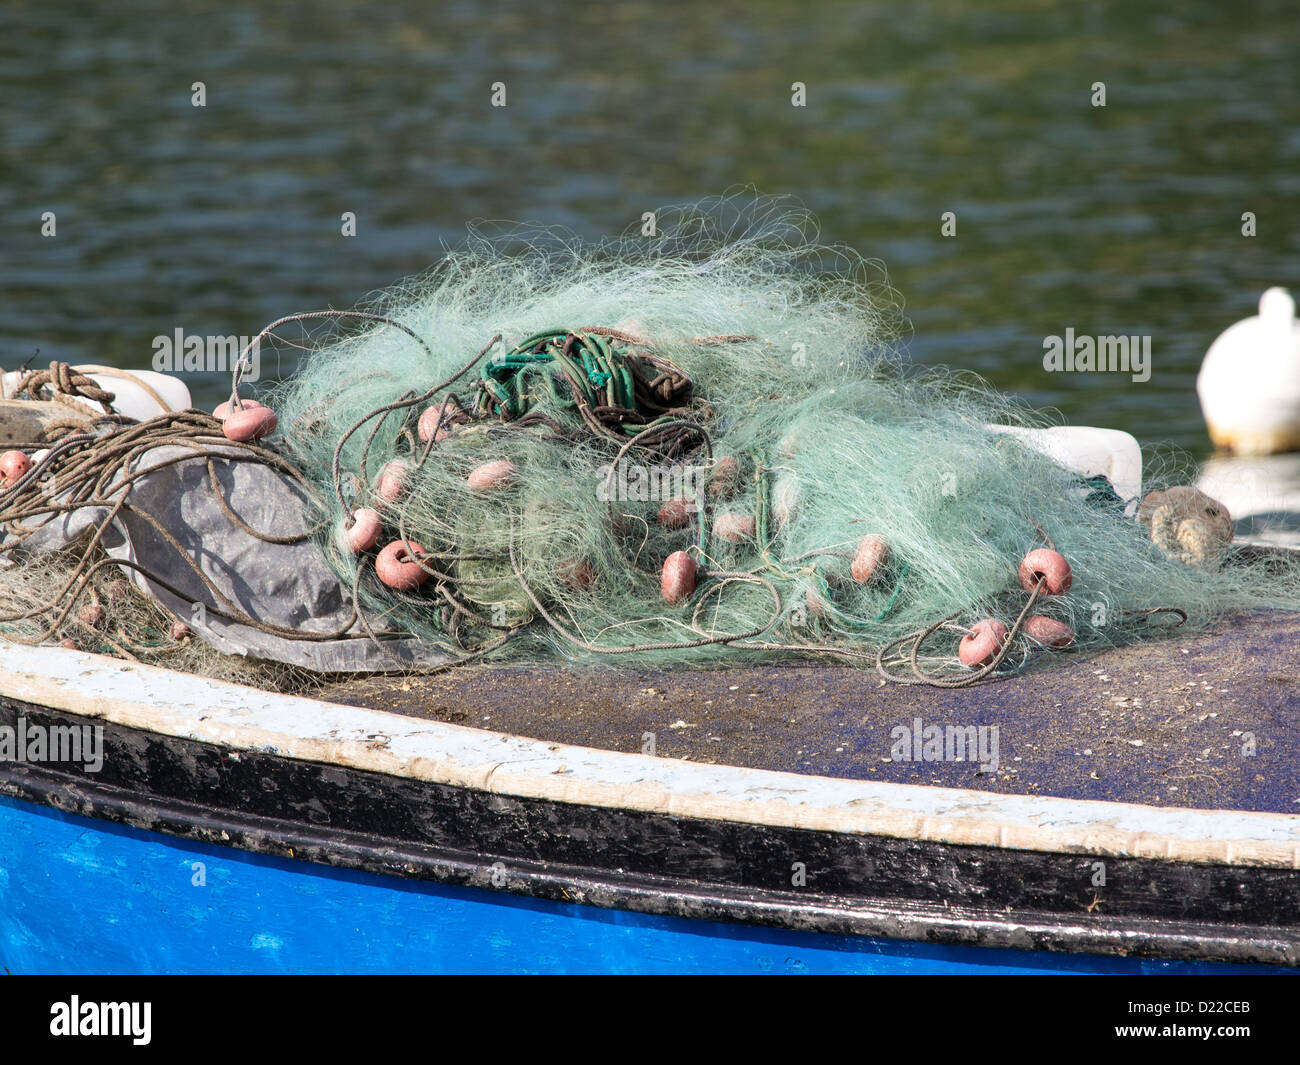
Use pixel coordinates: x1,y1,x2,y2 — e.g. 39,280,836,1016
321,610,1300,816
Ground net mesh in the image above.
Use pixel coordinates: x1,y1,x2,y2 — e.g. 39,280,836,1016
249,194,1300,677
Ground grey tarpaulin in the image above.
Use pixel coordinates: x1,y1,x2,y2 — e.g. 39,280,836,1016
11,443,454,672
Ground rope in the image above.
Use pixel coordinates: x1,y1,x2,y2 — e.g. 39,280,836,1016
875,580,1044,688
16,361,116,413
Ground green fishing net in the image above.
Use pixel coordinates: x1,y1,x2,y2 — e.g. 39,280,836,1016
263,195,1300,677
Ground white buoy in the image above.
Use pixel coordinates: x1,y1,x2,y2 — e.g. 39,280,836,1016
1197,287,1300,456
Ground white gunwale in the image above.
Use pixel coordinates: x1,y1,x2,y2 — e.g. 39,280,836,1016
1,644,1297,870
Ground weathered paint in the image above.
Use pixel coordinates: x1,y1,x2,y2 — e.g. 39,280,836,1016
323,609,1300,816
1,644,1297,867
7,701,1293,967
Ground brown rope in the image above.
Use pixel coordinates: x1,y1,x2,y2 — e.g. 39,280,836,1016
0,411,370,645
17,361,116,413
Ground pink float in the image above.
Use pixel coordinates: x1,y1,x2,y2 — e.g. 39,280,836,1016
213,397,264,421
850,535,890,584
0,450,31,487
708,456,741,498
222,405,278,442
417,398,464,443
375,539,430,590
805,585,829,619
467,460,518,491
78,603,106,629
1023,615,1075,648
958,618,1008,668
657,499,693,529
714,512,755,543
661,551,696,604
559,559,597,591
772,478,799,528
374,460,410,502
1019,548,1072,595
337,508,383,554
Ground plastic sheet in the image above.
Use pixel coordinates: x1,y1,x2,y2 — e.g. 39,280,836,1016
14,444,453,672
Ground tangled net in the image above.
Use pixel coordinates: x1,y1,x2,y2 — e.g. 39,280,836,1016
3,195,1298,685
244,194,1299,680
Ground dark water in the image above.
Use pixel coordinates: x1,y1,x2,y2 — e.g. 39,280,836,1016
2,0,1297,456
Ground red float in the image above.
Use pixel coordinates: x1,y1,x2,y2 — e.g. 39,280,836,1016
958,618,1008,668
375,539,430,590
1019,548,1072,595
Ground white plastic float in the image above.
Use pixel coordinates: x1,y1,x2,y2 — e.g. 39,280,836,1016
1198,287,1300,456
1,365,192,421
987,424,1143,507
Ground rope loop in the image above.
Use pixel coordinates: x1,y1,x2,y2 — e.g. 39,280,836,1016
17,361,116,413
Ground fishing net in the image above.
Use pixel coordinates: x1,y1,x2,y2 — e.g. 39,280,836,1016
3,194,1298,685
258,195,1299,680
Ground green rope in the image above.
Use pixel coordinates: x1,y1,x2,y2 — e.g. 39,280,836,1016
474,328,647,426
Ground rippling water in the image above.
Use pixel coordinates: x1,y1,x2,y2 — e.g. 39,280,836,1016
2,0,1296,459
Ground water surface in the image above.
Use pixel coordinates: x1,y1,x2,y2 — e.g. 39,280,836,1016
2,0,1296,461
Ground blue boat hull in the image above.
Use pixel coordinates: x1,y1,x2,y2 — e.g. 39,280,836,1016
0,796,1276,975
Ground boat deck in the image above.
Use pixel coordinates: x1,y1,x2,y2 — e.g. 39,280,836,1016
321,609,1300,816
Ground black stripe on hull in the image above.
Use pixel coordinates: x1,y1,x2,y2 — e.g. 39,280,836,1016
1,698,1296,966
